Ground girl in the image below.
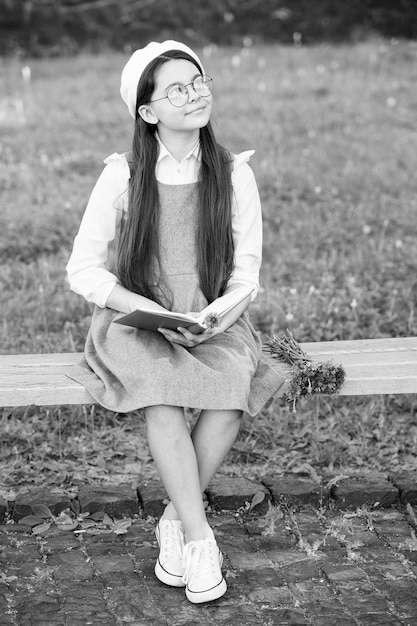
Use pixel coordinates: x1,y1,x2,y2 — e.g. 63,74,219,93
66,40,284,604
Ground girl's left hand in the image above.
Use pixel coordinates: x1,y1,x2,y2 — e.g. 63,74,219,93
158,326,215,348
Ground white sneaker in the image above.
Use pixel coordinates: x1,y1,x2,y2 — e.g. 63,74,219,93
182,536,227,604
154,519,186,587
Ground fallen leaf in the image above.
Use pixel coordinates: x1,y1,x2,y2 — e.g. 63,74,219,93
56,521,79,532
250,491,266,511
31,504,54,519
112,518,132,534
32,521,52,535
103,513,114,527
20,515,45,527
89,511,105,521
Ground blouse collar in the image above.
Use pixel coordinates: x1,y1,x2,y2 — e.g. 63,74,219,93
156,133,201,165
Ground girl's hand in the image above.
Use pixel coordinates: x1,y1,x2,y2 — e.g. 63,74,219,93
157,326,215,348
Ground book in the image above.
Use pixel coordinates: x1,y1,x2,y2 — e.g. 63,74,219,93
113,285,254,334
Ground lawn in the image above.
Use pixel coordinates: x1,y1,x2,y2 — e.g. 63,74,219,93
1,39,417,493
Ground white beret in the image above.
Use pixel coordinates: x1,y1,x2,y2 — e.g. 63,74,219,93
120,40,204,118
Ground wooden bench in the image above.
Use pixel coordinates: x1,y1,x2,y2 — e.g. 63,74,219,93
0,337,416,407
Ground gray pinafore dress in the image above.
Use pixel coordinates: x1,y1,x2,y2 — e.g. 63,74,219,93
70,182,285,415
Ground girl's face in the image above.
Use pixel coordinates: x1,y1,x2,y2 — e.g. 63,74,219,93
139,59,213,135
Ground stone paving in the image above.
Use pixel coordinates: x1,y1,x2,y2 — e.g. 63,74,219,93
1,471,417,625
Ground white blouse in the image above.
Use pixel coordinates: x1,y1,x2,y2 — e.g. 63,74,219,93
66,141,263,308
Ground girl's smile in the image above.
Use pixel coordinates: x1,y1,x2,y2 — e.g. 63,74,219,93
140,59,213,139
186,104,208,115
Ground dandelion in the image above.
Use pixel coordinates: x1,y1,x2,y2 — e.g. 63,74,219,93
257,82,267,93
293,32,302,46
272,8,291,21
21,66,31,83
203,45,217,57
314,186,322,195
231,55,241,68
285,312,294,322
395,239,403,249
386,97,397,108
204,312,220,329
316,64,326,74
362,224,371,235
350,298,358,310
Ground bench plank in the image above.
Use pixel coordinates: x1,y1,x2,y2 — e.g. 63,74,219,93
0,353,94,406
0,337,416,407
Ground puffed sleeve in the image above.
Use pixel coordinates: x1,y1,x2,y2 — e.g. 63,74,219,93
66,152,130,307
228,150,262,300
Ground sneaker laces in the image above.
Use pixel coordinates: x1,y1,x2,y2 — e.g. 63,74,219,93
158,520,185,561
182,538,220,585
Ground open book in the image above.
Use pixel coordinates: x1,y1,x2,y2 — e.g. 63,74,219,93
113,285,254,334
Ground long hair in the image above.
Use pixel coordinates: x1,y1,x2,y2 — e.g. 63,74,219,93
117,50,234,306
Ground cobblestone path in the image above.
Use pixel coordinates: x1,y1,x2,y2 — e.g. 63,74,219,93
1,472,417,625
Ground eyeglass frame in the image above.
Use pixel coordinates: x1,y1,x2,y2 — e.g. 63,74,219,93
149,74,214,108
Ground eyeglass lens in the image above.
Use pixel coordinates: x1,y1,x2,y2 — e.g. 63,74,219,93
168,75,213,106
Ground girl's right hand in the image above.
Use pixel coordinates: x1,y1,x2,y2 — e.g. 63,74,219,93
158,326,216,348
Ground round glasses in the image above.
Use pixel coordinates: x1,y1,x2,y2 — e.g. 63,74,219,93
150,75,213,108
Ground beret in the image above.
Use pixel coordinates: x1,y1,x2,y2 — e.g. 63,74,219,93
120,40,204,118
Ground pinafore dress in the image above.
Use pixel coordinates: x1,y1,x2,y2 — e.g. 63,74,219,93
69,182,285,415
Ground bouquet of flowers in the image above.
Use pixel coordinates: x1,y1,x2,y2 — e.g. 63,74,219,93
264,330,346,411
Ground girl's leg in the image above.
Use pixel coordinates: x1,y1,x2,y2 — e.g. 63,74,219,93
144,404,212,542
163,409,242,519
150,408,239,603
191,409,242,489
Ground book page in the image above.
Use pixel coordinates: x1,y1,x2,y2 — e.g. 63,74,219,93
197,285,254,321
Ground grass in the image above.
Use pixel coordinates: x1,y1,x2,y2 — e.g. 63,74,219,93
1,39,417,494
